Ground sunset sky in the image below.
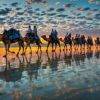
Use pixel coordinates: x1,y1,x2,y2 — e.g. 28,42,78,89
0,0,100,35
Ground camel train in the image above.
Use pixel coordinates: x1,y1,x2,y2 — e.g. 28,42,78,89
0,26,100,57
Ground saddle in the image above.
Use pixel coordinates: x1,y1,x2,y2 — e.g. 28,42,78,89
26,33,40,42
7,29,21,41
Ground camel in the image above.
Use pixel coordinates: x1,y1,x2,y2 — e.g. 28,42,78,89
41,35,61,52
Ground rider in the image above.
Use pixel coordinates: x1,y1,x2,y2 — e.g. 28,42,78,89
33,26,37,36
51,29,58,40
32,25,39,40
54,30,58,36
26,25,33,38
51,29,54,36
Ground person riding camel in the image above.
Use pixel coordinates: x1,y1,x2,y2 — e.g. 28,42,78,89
26,25,33,38
32,25,39,40
50,29,58,41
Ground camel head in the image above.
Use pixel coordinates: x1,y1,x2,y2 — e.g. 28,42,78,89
59,37,64,42
41,35,49,42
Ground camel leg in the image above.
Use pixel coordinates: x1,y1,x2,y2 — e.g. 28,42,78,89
36,45,39,54
21,41,25,55
46,42,50,52
36,42,42,53
3,44,8,57
39,44,42,52
55,43,57,51
29,44,32,54
40,45,42,52
58,42,61,52
25,44,28,53
21,45,25,55
52,43,54,52
16,44,21,56
25,43,31,54
7,43,15,54
63,44,66,51
69,45,72,51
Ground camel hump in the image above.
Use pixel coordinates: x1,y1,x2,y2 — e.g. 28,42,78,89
5,29,21,40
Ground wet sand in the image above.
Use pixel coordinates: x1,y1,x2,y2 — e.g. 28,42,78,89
0,46,100,100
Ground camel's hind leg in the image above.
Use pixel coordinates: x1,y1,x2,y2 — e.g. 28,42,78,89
37,44,42,53
3,44,8,57
25,42,32,54
21,42,25,55
58,41,61,52
17,40,25,56
46,41,50,52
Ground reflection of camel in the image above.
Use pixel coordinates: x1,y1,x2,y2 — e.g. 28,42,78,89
46,52,61,71
95,37,100,49
0,55,24,82
0,52,43,82
73,51,86,66
63,50,72,66
86,50,93,60
24,52,42,79
95,50,100,59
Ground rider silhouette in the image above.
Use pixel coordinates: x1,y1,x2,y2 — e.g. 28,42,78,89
51,29,54,36
26,25,33,37
51,29,58,41
32,25,39,40
33,26,37,36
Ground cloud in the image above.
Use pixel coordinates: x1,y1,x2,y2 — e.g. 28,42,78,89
35,8,40,11
11,2,18,6
56,8,65,12
16,7,22,10
94,14,100,19
47,7,55,12
47,13,56,16
77,7,90,11
17,12,24,15
57,14,68,18
0,8,11,15
26,0,47,4
63,3,72,8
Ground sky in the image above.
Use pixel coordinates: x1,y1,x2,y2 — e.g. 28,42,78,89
0,0,100,35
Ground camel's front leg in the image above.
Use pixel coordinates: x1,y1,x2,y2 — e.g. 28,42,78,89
36,44,42,54
52,43,54,52
8,43,15,54
63,43,66,51
16,44,21,56
29,44,32,54
58,41,61,52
